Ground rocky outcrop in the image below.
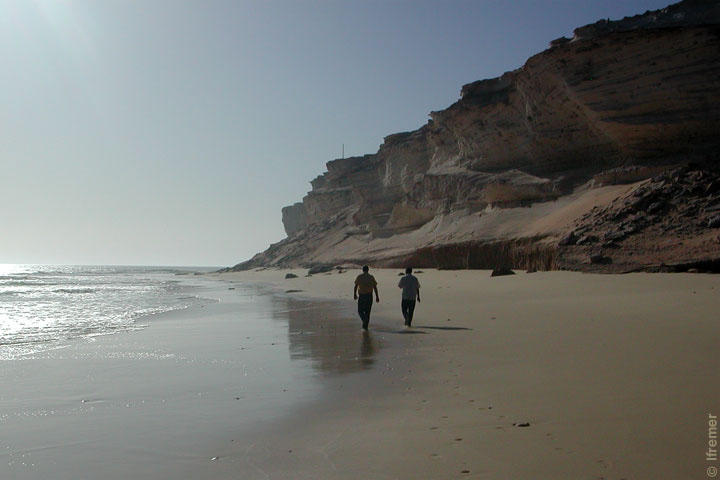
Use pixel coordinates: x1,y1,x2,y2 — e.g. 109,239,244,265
229,0,720,273
570,0,720,41
557,163,720,272
281,203,307,236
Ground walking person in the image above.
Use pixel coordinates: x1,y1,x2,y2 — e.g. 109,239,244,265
398,267,420,327
354,265,379,331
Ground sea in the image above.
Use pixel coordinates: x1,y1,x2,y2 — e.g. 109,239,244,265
0,264,219,359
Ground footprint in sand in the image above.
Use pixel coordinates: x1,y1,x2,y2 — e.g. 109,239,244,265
596,459,611,469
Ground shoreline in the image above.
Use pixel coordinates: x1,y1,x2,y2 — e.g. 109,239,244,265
1,278,381,480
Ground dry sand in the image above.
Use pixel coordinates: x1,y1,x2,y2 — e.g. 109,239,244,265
216,268,720,479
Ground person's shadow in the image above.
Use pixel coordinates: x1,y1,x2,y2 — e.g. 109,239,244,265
377,325,472,334
414,326,472,331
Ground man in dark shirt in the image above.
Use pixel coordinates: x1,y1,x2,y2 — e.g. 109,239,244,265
354,265,380,331
398,267,420,327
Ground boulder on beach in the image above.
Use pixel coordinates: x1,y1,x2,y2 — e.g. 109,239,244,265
307,265,334,275
491,268,515,277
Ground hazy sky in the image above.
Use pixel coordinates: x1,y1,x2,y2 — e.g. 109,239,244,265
1,0,672,266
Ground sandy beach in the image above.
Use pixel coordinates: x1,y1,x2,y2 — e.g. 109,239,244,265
3,269,718,479
216,268,720,479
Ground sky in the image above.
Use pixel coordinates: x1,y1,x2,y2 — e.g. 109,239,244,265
0,0,674,266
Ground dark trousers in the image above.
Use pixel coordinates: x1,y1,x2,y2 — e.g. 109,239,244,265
401,299,416,326
358,293,373,329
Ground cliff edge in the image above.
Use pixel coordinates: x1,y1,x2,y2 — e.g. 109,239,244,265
229,0,720,273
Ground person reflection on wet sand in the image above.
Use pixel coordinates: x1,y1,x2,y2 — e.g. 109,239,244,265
359,330,376,368
272,295,378,373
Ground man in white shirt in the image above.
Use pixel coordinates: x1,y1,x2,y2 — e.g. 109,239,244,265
397,267,420,327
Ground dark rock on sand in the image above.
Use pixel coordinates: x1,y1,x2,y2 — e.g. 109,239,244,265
285,273,298,279
491,268,515,277
307,265,334,275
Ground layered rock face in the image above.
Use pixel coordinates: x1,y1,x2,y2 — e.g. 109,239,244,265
230,0,720,272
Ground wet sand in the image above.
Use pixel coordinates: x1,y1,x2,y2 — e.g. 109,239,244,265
0,281,392,480
218,268,720,479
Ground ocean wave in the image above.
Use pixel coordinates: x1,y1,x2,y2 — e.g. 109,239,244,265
0,268,223,358
1,280,60,287
27,270,67,276
0,290,25,296
177,294,220,303
52,288,97,294
0,336,55,347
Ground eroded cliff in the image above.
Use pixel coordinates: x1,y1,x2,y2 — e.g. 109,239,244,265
230,0,720,273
